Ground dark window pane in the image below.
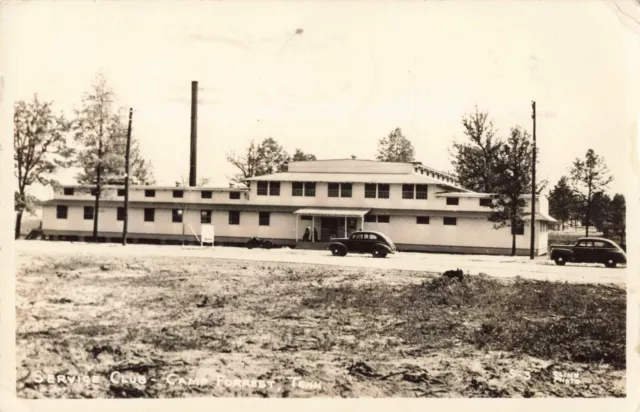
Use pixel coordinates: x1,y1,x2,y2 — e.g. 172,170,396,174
416,184,428,199
300,215,312,221
377,215,390,223
328,183,339,197
144,208,155,222
443,217,457,226
63,187,74,196
257,182,268,196
364,183,377,198
200,210,212,224
304,182,316,197
341,183,352,198
145,189,155,198
446,197,459,205
117,207,125,221
479,198,492,207
259,211,270,226
378,184,390,199
417,216,430,224
83,206,94,220
229,191,241,199
269,182,280,196
229,211,240,225
172,209,183,223
402,184,414,199
173,190,184,198
292,182,303,196
56,205,68,219
364,214,377,223
201,191,213,199
117,189,126,197
90,188,98,196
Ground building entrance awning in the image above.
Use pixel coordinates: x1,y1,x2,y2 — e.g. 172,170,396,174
293,208,370,218
522,213,559,223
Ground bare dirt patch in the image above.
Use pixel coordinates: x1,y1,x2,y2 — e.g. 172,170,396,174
15,253,625,398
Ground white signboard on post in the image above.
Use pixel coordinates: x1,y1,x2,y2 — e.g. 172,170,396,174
201,224,214,246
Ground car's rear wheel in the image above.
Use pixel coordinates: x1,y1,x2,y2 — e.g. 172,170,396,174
372,247,388,258
604,258,617,268
262,240,273,249
331,246,343,256
554,256,566,266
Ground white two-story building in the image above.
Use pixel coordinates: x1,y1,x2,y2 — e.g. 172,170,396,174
40,159,558,255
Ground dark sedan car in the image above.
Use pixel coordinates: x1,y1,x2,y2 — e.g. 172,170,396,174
549,237,627,268
328,230,397,258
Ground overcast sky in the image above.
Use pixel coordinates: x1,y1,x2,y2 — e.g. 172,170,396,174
2,0,639,200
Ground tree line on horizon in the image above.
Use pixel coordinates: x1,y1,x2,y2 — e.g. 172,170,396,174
14,76,624,250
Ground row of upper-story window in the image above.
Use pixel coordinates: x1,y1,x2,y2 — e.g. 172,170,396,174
255,181,494,205
62,187,244,200
56,205,528,233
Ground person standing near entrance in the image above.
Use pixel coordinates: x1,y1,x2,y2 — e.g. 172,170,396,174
313,228,318,242
302,227,310,241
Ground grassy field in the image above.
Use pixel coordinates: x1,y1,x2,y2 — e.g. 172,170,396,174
15,253,626,398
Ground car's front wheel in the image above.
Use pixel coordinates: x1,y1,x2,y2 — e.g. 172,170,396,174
554,256,566,266
604,258,617,268
331,246,344,256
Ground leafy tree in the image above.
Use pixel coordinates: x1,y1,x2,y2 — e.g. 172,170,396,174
590,191,612,232
226,138,308,185
451,106,502,192
487,126,533,256
547,176,578,231
74,73,154,241
291,148,317,162
375,127,415,163
13,95,74,239
570,149,613,236
255,137,290,174
610,193,626,227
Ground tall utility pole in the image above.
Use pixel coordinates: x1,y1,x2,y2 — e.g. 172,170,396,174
530,101,537,260
122,108,133,245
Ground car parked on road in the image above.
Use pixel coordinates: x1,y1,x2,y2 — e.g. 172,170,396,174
549,237,627,268
328,230,396,258
246,237,275,249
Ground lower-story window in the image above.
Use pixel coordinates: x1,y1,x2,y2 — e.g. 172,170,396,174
84,206,94,220
56,205,68,219
172,209,183,223
300,215,312,221
443,217,457,225
229,211,240,225
416,216,430,224
377,215,390,223
201,210,212,224
259,211,270,226
144,208,155,222
117,207,125,221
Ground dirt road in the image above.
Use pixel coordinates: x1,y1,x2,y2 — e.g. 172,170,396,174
15,240,626,285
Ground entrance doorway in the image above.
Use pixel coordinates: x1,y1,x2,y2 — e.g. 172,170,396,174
320,217,359,239
321,217,341,240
